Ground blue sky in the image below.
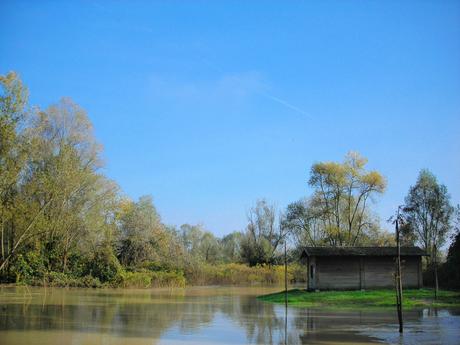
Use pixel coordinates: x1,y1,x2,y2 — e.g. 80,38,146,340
1,1,459,236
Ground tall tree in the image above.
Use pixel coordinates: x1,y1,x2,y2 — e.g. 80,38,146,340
286,152,386,247
283,198,328,246
116,195,165,267
402,170,453,263
0,72,45,272
240,199,287,266
23,98,114,271
402,170,453,295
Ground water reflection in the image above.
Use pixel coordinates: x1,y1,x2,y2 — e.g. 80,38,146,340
0,286,459,345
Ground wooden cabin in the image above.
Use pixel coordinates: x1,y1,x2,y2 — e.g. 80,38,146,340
301,247,427,290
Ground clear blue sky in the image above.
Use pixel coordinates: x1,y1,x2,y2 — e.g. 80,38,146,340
1,1,459,236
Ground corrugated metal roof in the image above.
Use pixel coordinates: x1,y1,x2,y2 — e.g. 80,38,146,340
302,246,427,257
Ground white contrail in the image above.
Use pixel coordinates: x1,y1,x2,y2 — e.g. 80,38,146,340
256,90,312,119
200,57,312,119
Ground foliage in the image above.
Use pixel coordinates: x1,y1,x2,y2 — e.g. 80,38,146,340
178,224,222,264
184,263,305,286
116,196,164,267
402,169,454,263
10,251,46,283
87,245,123,283
1,72,457,290
240,199,287,266
438,205,460,289
284,152,388,247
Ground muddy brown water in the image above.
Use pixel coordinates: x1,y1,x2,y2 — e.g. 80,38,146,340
0,286,459,345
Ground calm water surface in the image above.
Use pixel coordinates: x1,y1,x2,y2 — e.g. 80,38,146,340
0,286,459,345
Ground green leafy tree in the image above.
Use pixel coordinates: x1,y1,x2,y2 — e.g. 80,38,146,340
402,170,453,262
402,169,454,294
285,152,386,247
221,231,243,263
441,205,460,288
179,224,221,263
283,198,326,246
116,195,165,267
240,199,287,266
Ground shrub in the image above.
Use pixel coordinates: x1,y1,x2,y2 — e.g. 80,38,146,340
116,270,152,288
10,251,47,284
79,275,102,288
183,263,305,286
87,246,122,283
151,270,186,288
47,271,76,287
114,269,186,288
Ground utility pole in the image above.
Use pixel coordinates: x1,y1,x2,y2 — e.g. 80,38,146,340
395,211,404,333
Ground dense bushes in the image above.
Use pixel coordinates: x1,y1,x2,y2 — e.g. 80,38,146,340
87,246,123,283
184,263,306,286
435,229,460,290
5,256,305,288
116,270,186,288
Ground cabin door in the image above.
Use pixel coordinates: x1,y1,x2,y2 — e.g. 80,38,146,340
308,257,316,290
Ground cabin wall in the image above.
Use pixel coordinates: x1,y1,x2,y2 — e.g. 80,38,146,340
316,257,360,290
314,256,422,290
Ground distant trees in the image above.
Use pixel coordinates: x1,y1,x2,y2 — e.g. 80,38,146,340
176,223,224,264
284,152,389,247
221,232,242,263
240,199,288,266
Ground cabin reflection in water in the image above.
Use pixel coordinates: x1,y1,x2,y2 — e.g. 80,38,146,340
1,287,459,345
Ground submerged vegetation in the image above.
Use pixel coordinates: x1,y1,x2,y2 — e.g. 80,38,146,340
258,288,460,308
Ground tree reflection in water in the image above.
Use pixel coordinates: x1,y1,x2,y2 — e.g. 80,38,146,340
1,287,459,345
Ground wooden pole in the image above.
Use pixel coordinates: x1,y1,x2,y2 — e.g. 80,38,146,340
284,241,288,307
434,243,438,300
284,240,288,345
395,216,403,333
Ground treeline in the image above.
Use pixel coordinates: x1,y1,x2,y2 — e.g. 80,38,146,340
1,72,458,289
0,72,306,287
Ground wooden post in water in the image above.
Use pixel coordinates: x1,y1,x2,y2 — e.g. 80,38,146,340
395,215,404,333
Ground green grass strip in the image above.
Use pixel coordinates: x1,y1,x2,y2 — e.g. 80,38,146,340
257,288,460,309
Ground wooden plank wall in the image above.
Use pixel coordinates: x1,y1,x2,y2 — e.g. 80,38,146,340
316,256,421,290
317,257,360,289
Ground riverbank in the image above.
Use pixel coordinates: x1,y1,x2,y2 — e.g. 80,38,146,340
1,263,307,289
258,288,460,308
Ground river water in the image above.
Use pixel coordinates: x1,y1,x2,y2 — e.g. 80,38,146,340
0,286,459,345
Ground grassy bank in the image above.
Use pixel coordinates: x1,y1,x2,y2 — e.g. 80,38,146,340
258,288,460,308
